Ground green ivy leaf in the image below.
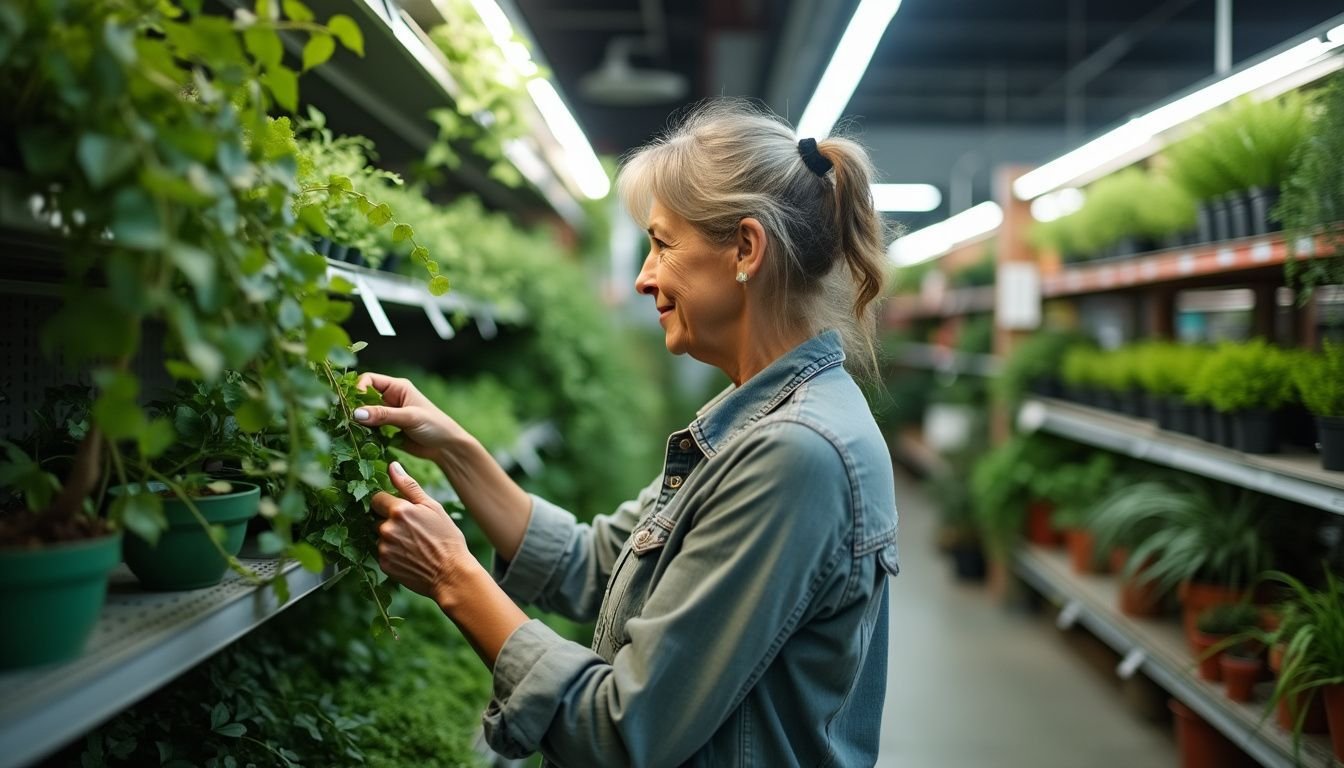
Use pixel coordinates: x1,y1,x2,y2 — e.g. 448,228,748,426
262,66,298,112
210,703,229,730
290,542,324,572
301,33,334,71
164,360,203,380
350,340,369,353
235,399,271,433
213,723,246,739
169,243,215,292
113,492,166,545
111,188,165,249
365,203,392,227
93,395,146,441
272,575,291,603
428,275,451,296
243,26,282,70
409,245,429,265
102,21,137,66
297,204,330,236
327,14,363,56
306,322,351,364
392,223,414,243
278,297,304,330
282,0,313,21
138,418,176,459
258,531,286,554
328,174,353,192
329,275,355,294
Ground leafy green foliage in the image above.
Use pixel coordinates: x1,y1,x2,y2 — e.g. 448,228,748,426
992,330,1082,406
1195,601,1260,635
1280,74,1344,299
948,248,995,288
1132,342,1201,397
424,0,538,186
969,434,1073,555
1187,340,1295,413
1030,169,1195,260
1166,93,1311,200
1060,344,1103,388
1293,342,1344,418
1035,453,1117,528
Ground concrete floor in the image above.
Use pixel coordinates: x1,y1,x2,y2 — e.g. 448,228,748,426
877,472,1176,768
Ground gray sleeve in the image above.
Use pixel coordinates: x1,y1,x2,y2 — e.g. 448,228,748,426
482,422,853,766
491,477,661,622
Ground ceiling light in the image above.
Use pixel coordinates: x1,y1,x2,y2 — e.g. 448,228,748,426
526,79,611,199
871,183,941,212
1030,188,1085,222
888,202,1002,267
1014,26,1344,200
796,0,903,139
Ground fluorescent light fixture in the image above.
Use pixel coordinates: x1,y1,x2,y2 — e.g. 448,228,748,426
1014,29,1344,200
871,183,941,212
796,0,903,139
1030,188,1085,222
527,79,610,199
888,202,1002,267
464,0,610,200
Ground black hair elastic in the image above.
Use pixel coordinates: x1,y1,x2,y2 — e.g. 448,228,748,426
797,138,833,177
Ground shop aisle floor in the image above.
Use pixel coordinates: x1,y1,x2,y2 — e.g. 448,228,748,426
877,471,1175,768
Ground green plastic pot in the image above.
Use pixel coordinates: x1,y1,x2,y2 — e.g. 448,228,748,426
118,481,260,591
0,530,122,670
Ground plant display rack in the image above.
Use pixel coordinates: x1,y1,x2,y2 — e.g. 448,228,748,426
884,285,994,322
1018,397,1344,515
1015,545,1335,768
0,561,332,768
889,342,1002,377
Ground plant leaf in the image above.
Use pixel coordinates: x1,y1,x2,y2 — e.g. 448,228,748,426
301,33,334,71
327,14,363,56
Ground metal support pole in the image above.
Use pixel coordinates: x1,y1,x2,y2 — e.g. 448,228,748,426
1216,0,1232,74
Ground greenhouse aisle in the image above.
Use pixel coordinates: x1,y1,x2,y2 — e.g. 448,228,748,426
877,471,1175,768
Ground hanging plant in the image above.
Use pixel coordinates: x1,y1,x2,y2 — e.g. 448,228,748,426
1280,74,1344,301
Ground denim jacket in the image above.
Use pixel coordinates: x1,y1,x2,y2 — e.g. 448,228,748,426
483,330,900,767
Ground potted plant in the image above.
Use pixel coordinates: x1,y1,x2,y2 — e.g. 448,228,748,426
1280,73,1344,301
1060,345,1103,406
970,435,1070,560
929,466,986,582
992,330,1082,407
1186,346,1238,448
1134,342,1195,432
1261,569,1344,758
1197,340,1295,454
1036,454,1116,573
1091,480,1176,619
1193,602,1260,682
1292,342,1344,471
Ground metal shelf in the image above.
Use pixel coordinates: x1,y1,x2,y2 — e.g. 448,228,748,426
1018,398,1344,515
1015,546,1334,768
0,560,332,768
884,285,995,322
327,259,525,340
890,342,1002,377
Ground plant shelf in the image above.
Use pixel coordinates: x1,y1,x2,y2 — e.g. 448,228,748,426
890,342,1002,377
326,259,525,340
1015,545,1334,768
0,560,331,768
884,285,995,322
1018,398,1344,515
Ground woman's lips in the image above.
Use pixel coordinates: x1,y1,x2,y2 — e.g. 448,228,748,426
658,305,674,322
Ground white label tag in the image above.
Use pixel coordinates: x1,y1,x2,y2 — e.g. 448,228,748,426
996,263,1041,330
1056,600,1082,630
1251,241,1273,262
475,313,498,340
1216,248,1236,267
1117,649,1146,679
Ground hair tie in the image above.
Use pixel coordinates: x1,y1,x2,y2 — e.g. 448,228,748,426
797,138,833,177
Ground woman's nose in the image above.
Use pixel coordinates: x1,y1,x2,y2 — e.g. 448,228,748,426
634,251,658,297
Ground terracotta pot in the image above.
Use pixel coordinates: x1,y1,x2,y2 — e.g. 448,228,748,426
1180,581,1250,646
1065,529,1097,574
1270,642,1286,674
1109,547,1129,574
1323,684,1344,763
1112,550,1163,618
1221,655,1261,703
1170,698,1254,768
1277,689,1329,735
1025,500,1063,548
1192,631,1226,681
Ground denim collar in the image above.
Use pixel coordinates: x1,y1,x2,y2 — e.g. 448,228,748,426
690,330,846,458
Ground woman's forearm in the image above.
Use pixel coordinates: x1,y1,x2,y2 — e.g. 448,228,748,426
434,434,533,562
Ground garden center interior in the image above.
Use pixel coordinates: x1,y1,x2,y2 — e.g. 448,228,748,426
5,0,1344,766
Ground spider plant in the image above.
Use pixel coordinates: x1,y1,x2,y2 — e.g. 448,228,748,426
1261,569,1344,758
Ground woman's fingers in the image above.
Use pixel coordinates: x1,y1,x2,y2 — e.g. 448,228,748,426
354,371,398,394
351,403,419,429
389,461,435,507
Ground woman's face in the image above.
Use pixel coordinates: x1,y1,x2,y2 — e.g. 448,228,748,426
635,200,742,361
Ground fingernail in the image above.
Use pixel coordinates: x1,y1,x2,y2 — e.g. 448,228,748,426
353,408,369,422
390,460,405,477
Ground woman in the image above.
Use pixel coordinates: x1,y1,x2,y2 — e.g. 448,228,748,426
359,100,899,767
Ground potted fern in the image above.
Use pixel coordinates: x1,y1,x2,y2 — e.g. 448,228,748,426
1292,342,1344,471
1193,602,1260,683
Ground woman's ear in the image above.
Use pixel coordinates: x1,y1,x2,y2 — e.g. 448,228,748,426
736,217,768,279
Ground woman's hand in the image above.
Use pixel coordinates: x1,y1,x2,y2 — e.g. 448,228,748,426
372,461,477,607
353,372,468,459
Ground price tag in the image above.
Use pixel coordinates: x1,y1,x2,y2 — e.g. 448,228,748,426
1250,241,1273,263
1116,648,1146,679
422,300,456,340
354,276,395,337
1216,248,1236,267
1056,600,1083,630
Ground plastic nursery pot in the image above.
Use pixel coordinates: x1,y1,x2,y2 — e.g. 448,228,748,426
1191,632,1226,682
117,481,261,591
1220,654,1260,701
1195,205,1215,244
1277,689,1330,735
1225,191,1251,240
1065,529,1097,574
0,531,122,670
1232,409,1279,455
1211,198,1231,242
1096,391,1120,413
1192,405,1214,442
1025,501,1063,548
1210,410,1236,449
1247,186,1282,235
1179,582,1249,647
1322,684,1344,763
1281,405,1318,450
1164,398,1195,435
1319,417,1344,472
949,543,987,583
1170,698,1255,768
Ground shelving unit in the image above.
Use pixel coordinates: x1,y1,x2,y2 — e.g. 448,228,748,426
1017,397,1344,515
889,342,1002,377
0,561,332,768
327,259,525,340
884,285,995,322
1015,545,1334,768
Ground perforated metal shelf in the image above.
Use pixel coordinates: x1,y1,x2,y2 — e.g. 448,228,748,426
0,559,331,768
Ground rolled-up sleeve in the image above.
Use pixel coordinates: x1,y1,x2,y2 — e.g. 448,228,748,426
482,422,854,766
491,477,661,621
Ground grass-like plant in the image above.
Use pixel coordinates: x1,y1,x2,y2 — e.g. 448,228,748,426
1261,569,1344,755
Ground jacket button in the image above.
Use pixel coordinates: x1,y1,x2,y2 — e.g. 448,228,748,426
634,530,651,546
666,475,683,488
678,438,692,451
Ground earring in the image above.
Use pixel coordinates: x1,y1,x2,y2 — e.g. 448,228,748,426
736,271,749,284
